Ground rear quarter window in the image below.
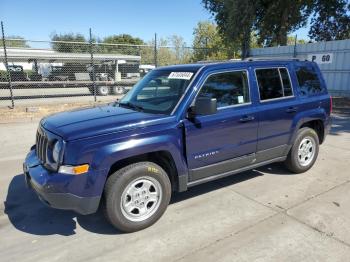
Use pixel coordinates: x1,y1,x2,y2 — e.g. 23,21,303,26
295,66,326,96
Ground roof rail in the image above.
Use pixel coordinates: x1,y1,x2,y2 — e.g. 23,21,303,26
244,57,299,61
195,59,242,64
195,60,226,64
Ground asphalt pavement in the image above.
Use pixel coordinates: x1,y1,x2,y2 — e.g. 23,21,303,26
0,114,349,262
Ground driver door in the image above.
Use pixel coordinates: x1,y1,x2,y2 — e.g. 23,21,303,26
183,69,258,181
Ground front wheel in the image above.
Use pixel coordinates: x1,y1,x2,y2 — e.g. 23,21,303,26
284,127,319,173
96,86,110,96
103,162,171,233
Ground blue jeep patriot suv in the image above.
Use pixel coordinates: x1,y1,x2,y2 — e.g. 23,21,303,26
23,59,332,232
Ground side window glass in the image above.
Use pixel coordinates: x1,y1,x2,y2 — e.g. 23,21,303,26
198,70,250,108
256,69,283,100
279,68,293,97
296,66,323,96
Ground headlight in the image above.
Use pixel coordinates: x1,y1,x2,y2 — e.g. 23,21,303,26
52,140,63,163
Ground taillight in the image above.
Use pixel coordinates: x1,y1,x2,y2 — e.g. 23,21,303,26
330,96,333,114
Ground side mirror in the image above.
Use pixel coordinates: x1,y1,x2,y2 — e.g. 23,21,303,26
188,97,217,118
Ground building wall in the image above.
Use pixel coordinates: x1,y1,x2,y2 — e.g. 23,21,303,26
250,39,350,97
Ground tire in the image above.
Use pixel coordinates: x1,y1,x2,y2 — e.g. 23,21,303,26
96,86,110,96
103,162,171,233
284,127,319,173
111,86,125,95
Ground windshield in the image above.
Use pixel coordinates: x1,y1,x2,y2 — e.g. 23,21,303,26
119,69,197,115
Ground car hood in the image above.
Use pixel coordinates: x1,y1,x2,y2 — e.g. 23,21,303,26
41,104,170,141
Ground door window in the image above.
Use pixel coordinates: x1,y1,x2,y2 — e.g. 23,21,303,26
197,70,250,108
256,68,293,101
280,68,293,96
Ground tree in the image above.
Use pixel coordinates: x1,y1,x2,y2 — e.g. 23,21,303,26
255,0,313,47
202,0,314,52
168,35,192,64
157,38,177,66
287,36,307,45
139,38,175,66
51,33,89,53
101,34,145,55
192,21,238,61
140,35,192,66
203,0,349,54
250,32,262,49
102,34,144,46
309,0,350,41
203,0,259,58
0,36,29,48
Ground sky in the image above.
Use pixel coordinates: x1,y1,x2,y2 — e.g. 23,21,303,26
0,0,310,46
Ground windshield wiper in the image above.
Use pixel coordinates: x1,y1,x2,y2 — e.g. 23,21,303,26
118,102,144,112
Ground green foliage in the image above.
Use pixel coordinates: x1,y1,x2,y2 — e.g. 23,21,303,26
192,21,235,61
249,32,262,49
102,34,144,45
0,71,8,80
139,35,192,66
0,36,28,48
51,33,146,55
139,44,155,65
256,0,313,46
51,33,89,53
309,0,350,41
50,32,192,65
202,0,311,50
99,34,144,55
203,0,259,58
167,35,192,64
203,0,349,53
287,36,307,45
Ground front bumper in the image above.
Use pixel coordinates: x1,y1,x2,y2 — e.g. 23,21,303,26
23,149,101,215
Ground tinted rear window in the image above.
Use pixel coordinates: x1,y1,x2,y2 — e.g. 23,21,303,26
296,66,325,96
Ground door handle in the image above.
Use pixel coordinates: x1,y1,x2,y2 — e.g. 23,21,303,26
286,107,298,113
239,115,255,123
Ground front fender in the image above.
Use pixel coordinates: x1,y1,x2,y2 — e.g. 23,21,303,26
94,134,187,175
86,130,189,193
64,122,189,196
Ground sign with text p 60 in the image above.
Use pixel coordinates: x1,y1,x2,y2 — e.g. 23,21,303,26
307,53,333,64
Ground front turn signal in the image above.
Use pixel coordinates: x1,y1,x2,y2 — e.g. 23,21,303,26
59,164,89,175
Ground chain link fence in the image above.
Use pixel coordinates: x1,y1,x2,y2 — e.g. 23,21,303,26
0,24,234,108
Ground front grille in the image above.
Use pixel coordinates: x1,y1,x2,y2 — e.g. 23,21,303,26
36,127,48,164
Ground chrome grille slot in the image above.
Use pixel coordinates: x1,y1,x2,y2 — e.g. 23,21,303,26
36,128,48,163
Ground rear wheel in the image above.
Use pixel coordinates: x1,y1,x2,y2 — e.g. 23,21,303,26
103,162,171,233
284,127,319,173
111,86,125,95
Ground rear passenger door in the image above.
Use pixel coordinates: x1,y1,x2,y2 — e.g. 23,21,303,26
255,67,298,161
294,62,329,114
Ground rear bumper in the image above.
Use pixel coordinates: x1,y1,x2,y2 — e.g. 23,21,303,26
23,149,101,215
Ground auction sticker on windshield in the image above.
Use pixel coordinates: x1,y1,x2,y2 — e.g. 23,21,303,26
168,72,193,80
